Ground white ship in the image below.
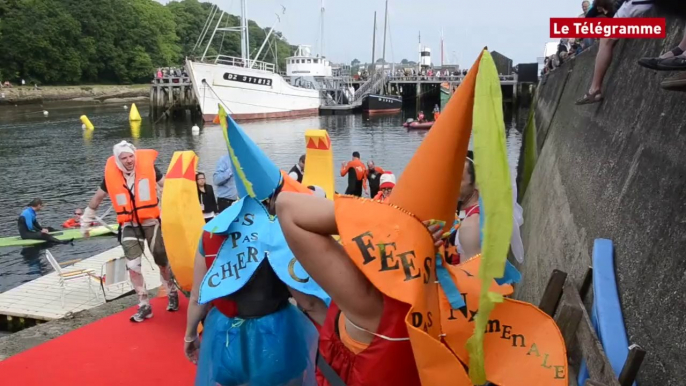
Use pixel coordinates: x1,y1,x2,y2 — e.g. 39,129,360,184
186,1,335,121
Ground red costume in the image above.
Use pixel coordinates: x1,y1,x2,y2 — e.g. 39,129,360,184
316,297,421,386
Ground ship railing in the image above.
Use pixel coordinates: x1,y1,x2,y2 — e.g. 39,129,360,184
384,74,517,82
387,75,466,82
203,55,276,73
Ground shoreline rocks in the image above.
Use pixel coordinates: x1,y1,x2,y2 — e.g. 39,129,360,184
0,85,150,106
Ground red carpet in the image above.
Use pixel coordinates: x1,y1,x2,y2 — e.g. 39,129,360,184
0,296,196,385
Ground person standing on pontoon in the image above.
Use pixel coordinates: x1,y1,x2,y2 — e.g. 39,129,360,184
80,140,178,322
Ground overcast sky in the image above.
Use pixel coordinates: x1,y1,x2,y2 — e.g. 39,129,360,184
158,0,580,67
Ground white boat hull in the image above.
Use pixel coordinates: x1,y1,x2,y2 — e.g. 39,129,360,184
186,60,323,121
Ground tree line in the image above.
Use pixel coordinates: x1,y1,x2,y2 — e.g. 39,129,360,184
0,0,296,85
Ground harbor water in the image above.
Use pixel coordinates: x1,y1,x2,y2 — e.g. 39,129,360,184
0,103,521,293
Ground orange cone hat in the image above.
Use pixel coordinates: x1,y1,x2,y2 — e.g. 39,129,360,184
334,49,568,386
389,51,484,231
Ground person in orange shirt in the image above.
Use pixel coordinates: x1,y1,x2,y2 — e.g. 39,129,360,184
62,208,98,229
365,160,385,198
62,208,84,229
340,151,367,197
372,171,395,203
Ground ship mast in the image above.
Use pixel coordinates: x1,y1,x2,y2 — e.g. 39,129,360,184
381,0,389,72
320,0,325,57
441,28,444,67
241,0,249,62
371,12,377,75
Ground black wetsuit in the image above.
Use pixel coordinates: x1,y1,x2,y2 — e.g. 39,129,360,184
345,168,363,197
367,167,383,198
17,217,62,244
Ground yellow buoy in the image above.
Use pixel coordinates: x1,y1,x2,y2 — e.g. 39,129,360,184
130,120,141,139
80,115,94,130
129,103,142,122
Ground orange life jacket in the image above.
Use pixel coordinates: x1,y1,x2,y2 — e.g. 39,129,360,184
104,149,161,225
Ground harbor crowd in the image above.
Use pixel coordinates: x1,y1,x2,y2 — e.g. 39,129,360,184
543,0,686,96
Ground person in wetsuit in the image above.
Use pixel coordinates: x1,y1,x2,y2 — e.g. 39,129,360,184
365,160,385,199
340,151,367,197
18,199,72,244
288,154,306,183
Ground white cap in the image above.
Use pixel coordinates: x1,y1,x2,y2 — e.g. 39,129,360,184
379,172,396,189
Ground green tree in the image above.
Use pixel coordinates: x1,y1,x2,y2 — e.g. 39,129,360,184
0,0,299,84
351,58,360,66
0,0,83,84
61,0,179,83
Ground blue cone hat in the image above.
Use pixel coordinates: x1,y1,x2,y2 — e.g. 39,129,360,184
218,105,282,201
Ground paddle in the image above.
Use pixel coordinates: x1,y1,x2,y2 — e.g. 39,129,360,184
93,209,117,235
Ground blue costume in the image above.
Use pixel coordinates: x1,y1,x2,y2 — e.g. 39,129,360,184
195,106,329,386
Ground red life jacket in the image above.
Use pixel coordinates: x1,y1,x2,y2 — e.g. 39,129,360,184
316,297,421,386
201,231,238,317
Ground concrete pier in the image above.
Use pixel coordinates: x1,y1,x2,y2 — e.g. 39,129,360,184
149,76,200,121
349,75,518,110
516,14,685,385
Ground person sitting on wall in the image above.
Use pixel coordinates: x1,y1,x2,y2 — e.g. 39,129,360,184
638,28,686,91
576,0,654,105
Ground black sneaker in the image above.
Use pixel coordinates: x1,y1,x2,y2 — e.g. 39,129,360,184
130,304,153,322
167,291,179,312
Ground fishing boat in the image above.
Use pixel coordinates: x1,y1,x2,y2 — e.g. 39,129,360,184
363,94,402,114
186,1,333,121
403,120,434,130
362,0,402,114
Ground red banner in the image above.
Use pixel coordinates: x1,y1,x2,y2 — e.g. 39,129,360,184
550,18,666,39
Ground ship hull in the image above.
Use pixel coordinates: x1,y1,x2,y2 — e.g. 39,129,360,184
186,60,323,122
362,94,402,114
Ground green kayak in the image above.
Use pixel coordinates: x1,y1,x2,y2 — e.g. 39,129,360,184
0,225,119,248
